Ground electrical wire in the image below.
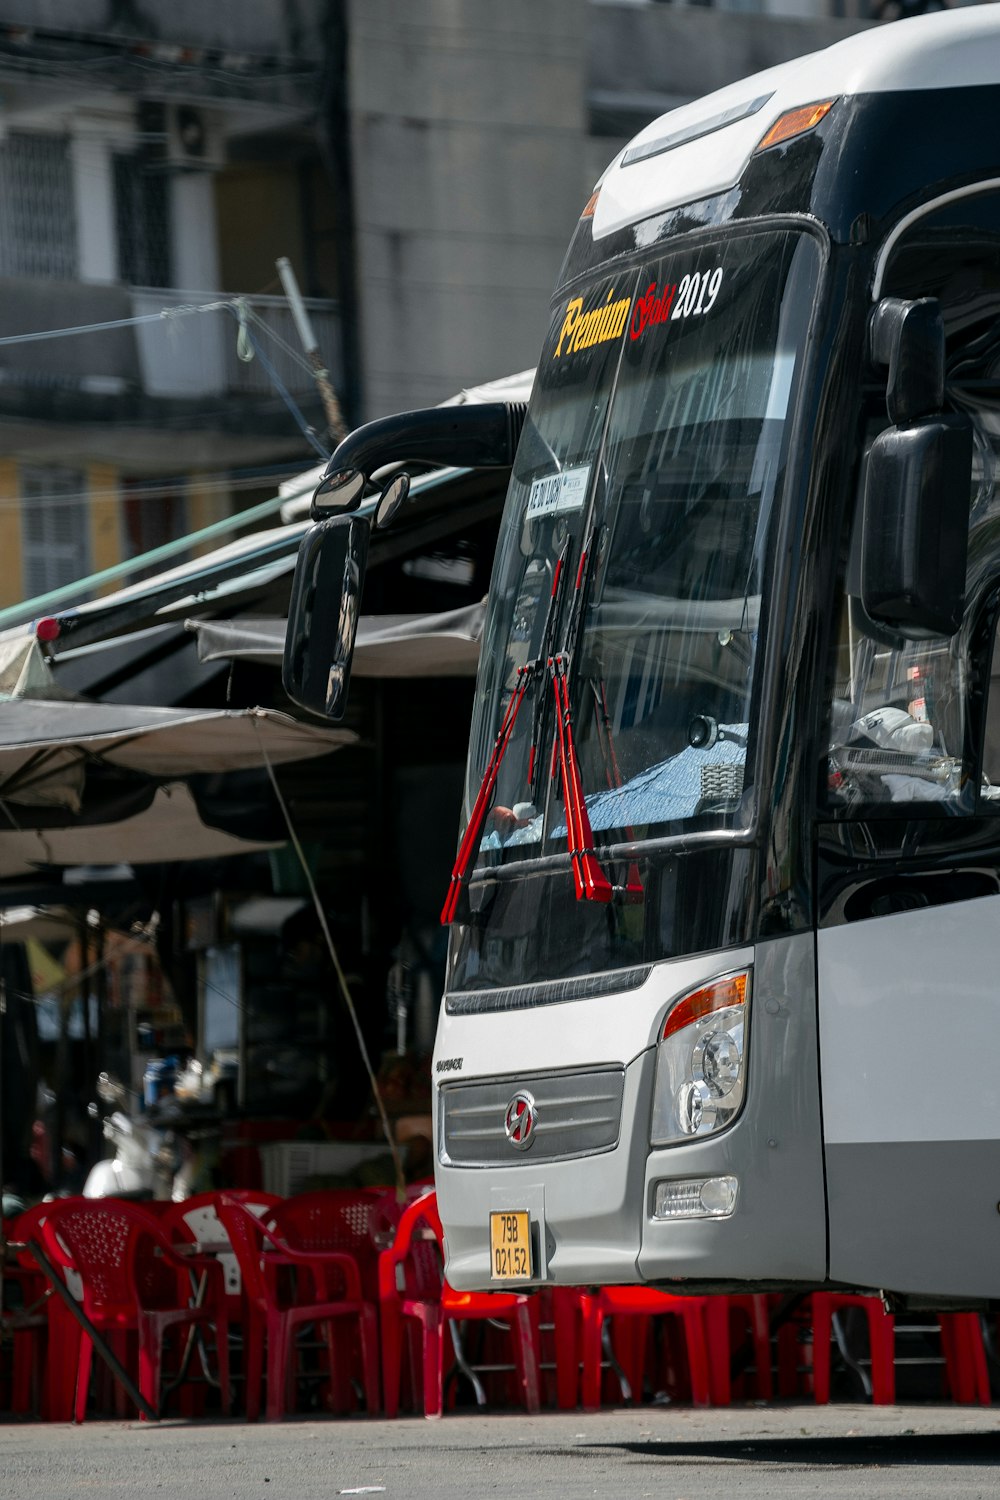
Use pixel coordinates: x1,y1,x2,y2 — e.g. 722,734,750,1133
254,726,407,1201
227,309,331,463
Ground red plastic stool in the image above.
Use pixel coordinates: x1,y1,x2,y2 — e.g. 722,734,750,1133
811,1293,896,1404
705,1294,774,1404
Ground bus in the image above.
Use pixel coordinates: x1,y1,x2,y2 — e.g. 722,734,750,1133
285,7,1000,1309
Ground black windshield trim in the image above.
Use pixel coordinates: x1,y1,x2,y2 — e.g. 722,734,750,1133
471,823,758,889
446,963,652,1015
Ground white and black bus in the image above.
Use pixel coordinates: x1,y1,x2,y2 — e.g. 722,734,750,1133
286,8,1000,1307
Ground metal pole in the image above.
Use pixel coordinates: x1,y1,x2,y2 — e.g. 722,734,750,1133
276,256,348,446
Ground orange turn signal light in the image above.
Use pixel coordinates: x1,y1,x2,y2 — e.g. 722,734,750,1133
580,190,600,219
755,99,835,153
662,970,749,1042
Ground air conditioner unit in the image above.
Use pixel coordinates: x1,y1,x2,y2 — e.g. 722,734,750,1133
165,104,225,170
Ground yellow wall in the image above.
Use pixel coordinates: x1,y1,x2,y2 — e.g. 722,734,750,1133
87,463,122,595
188,473,231,557
0,458,23,607
215,165,311,296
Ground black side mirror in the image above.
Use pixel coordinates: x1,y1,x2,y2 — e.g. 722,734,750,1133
311,466,366,515
861,414,973,639
282,515,370,720
861,294,973,639
374,471,410,530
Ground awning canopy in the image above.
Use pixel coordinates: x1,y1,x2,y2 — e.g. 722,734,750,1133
0,700,353,813
187,602,485,678
0,781,288,879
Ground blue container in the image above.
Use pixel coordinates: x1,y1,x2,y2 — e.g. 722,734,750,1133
143,1055,178,1109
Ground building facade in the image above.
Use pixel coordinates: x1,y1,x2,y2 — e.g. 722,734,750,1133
0,0,954,611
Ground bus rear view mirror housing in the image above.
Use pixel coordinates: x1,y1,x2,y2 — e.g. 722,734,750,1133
310,401,527,521
282,514,370,721
861,414,973,640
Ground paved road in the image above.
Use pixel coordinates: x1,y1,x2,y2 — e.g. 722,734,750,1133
2,1406,1000,1500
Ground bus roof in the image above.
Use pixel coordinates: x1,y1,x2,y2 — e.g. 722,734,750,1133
592,7,1000,240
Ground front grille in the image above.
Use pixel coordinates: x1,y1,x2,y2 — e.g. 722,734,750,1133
439,1065,625,1166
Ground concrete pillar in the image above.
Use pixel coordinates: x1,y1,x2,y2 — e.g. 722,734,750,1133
70,125,120,284
170,172,222,293
68,105,136,283
348,0,589,419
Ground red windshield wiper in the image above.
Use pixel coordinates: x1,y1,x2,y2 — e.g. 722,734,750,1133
440,664,532,925
547,530,614,904
551,650,613,903
441,541,570,926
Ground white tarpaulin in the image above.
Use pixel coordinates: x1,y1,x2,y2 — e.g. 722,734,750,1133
0,782,288,878
0,700,354,812
187,602,486,679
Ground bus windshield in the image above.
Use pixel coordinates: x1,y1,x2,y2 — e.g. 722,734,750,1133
467,227,821,874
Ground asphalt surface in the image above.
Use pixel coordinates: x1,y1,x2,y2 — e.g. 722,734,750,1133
2,1406,1000,1500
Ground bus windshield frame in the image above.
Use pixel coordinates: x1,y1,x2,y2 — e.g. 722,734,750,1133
464,226,824,892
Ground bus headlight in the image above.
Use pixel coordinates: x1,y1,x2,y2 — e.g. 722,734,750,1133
650,970,749,1145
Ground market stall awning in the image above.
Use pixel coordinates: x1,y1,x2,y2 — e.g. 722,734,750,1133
187,602,486,678
0,782,288,880
0,700,353,813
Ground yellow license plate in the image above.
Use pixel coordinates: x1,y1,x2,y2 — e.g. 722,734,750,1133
489,1209,532,1282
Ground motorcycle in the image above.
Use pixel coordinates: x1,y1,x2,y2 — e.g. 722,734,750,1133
83,1073,167,1200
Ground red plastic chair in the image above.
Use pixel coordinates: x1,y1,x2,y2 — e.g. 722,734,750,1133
266,1189,388,1302
165,1191,284,1417
576,1285,712,1409
812,1294,991,1406
165,1190,283,1302
377,1190,541,1419
535,1286,591,1409
936,1313,991,1405
704,1294,774,1404
811,1293,896,1404
216,1194,379,1421
265,1189,390,1413
41,1197,230,1421
2,1212,50,1417
8,1202,84,1421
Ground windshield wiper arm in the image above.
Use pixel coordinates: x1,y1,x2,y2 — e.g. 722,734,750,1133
441,537,571,926
551,650,613,903
440,664,532,924
548,528,614,904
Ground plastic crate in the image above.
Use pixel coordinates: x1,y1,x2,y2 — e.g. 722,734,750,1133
258,1141,390,1196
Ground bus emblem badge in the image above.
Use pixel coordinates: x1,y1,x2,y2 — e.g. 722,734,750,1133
504,1091,537,1150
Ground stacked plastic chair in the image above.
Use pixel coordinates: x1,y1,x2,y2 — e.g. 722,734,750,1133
41,1197,230,1421
216,1194,379,1421
266,1189,387,1301
377,1190,541,1419
266,1188,389,1412
575,1285,713,1410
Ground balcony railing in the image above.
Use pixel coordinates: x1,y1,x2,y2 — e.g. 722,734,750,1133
0,276,341,407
